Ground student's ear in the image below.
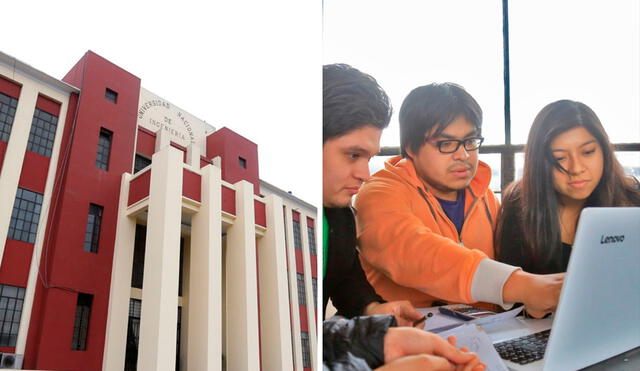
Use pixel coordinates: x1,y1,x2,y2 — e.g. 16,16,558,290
405,146,416,161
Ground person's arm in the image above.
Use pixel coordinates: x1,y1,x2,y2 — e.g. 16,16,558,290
356,179,563,313
325,208,384,318
492,191,564,317
323,315,395,370
470,191,564,316
364,300,425,327
323,316,484,371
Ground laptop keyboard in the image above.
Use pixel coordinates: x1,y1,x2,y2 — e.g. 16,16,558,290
494,329,550,365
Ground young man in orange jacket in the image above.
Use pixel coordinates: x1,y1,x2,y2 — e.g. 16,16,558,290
323,65,484,371
354,83,564,318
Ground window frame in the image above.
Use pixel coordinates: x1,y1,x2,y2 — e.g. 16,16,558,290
301,331,311,368
83,203,104,253
105,88,118,103
293,219,302,250
8,187,44,243
96,128,113,171
296,272,306,306
134,154,152,173
0,284,26,347
26,107,58,158
377,0,640,192
307,225,316,256
0,92,18,143
71,293,93,351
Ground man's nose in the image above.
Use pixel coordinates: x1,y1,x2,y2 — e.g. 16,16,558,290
452,143,470,160
354,162,371,182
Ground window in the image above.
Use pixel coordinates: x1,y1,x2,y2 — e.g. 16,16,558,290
134,154,151,173
105,88,118,103
297,273,306,306
239,156,247,168
615,151,640,178
176,307,182,371
509,2,640,146
307,225,316,255
131,225,146,289
293,219,302,250
478,153,502,194
83,204,103,253
96,128,112,171
8,187,44,243
71,293,93,351
27,108,58,157
0,92,18,142
325,2,505,145
0,284,25,347
301,331,311,368
328,2,640,190
125,299,142,371
312,277,317,308
179,238,185,297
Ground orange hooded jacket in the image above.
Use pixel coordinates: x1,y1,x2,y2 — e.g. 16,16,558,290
354,155,500,308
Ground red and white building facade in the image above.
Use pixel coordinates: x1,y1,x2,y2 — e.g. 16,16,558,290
0,50,317,371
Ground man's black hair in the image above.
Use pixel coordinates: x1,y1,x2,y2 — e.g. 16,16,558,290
323,63,392,143
399,82,482,157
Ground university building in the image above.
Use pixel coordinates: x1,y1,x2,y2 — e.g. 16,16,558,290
0,50,317,371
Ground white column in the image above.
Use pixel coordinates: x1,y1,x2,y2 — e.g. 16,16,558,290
186,142,201,168
283,204,303,371
102,173,138,370
180,236,191,371
258,194,294,371
155,126,171,151
187,164,223,371
137,146,183,371
0,87,38,264
225,180,260,371
13,91,70,356
300,214,318,370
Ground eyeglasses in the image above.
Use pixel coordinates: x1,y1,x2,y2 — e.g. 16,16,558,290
427,137,485,154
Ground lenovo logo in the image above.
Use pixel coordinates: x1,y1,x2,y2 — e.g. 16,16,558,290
600,235,625,244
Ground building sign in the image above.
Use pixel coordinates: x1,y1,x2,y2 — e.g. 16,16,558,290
137,88,209,148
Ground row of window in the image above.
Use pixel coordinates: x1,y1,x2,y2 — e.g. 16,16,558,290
296,273,318,309
293,218,317,256
291,213,315,368
297,273,306,306
301,331,311,368
0,284,24,347
0,92,59,157
1,87,112,352
8,186,104,254
0,283,92,350
0,92,114,171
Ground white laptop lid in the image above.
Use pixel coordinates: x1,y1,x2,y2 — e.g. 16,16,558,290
544,207,640,370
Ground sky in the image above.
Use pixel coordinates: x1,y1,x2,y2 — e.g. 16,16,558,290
323,0,640,179
2,0,321,207
3,1,639,205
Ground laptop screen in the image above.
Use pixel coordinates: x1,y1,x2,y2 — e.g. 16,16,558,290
544,207,640,370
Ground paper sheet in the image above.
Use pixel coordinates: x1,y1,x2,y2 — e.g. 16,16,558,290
417,307,462,332
437,323,508,371
418,305,524,333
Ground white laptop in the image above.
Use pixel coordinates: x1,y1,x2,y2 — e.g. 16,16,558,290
486,207,640,370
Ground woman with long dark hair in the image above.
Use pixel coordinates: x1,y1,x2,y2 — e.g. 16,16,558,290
495,100,640,274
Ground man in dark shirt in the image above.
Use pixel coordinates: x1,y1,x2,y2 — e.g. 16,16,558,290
322,63,420,322
323,64,484,371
